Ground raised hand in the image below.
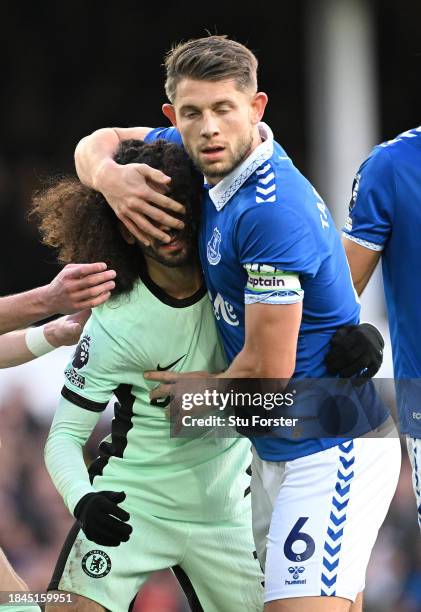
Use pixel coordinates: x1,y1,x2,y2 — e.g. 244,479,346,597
45,263,116,314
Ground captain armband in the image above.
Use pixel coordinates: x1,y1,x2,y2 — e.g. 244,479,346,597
243,264,304,305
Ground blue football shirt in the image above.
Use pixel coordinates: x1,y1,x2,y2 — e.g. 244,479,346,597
343,126,421,437
146,124,389,459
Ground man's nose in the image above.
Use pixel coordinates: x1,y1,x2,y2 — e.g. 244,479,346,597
200,112,220,138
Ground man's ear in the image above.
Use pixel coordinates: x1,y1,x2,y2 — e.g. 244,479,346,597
162,103,177,126
250,92,268,126
119,222,136,245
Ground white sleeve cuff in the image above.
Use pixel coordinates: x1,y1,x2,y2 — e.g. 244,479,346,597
342,232,384,252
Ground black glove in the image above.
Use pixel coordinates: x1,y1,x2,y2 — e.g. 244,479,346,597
74,490,132,547
325,323,384,378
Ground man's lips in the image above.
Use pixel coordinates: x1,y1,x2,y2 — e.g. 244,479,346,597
200,145,226,161
158,236,185,251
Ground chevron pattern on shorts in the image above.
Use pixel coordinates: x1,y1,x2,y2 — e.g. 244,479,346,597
255,163,276,204
321,440,355,596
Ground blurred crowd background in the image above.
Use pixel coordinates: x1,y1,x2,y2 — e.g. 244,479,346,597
1,0,420,610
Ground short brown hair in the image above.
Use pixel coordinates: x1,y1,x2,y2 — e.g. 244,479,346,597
164,35,258,102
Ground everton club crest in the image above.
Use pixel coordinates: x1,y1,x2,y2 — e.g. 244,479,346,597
207,227,222,265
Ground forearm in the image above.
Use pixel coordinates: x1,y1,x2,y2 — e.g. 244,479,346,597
0,286,52,334
0,330,36,368
218,345,296,380
0,311,87,368
75,126,153,190
351,268,371,296
75,128,121,189
219,304,299,380
342,236,381,296
45,398,100,514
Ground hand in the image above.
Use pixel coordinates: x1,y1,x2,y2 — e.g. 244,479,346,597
43,310,91,348
325,323,384,378
145,369,211,402
145,370,215,432
44,263,116,315
95,161,186,246
73,491,132,547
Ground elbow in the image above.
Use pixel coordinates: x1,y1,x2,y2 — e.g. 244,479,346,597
74,135,88,167
44,432,52,466
354,278,366,297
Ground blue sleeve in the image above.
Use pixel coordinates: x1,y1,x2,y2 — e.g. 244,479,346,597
343,147,395,251
235,202,321,278
144,127,183,146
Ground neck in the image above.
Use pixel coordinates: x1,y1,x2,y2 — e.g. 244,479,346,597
250,123,264,151
145,257,202,299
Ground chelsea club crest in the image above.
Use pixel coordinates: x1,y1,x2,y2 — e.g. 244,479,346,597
207,227,222,265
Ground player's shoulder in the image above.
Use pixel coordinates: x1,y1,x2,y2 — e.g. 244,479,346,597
357,140,395,183
378,125,421,153
272,143,316,202
144,126,183,146
362,126,421,174
91,281,143,328
240,146,311,209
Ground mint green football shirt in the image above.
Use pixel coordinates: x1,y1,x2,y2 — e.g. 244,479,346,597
46,271,251,522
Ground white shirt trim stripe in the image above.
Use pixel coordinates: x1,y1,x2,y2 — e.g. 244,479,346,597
342,232,384,252
208,123,274,211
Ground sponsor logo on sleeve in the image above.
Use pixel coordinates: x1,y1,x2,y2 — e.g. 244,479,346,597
65,334,91,389
349,173,360,212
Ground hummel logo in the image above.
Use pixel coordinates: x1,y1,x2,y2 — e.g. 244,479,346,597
285,565,306,586
157,355,186,371
288,566,305,580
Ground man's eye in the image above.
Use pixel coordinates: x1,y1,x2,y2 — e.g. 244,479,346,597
185,111,199,119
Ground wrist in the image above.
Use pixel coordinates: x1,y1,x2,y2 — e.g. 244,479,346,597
43,320,62,348
30,284,55,319
73,492,96,519
93,158,119,192
25,325,56,357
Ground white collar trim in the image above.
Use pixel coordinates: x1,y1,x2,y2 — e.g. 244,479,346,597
208,122,274,211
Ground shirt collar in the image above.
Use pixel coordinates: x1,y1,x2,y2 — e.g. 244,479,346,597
208,122,274,211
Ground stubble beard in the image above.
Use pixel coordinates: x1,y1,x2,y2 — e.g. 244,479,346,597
141,235,195,268
187,130,254,182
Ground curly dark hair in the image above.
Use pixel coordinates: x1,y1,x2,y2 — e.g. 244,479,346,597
30,139,203,296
